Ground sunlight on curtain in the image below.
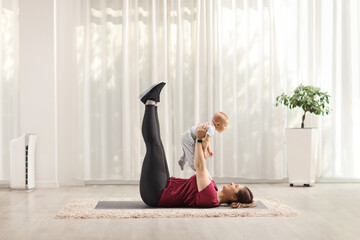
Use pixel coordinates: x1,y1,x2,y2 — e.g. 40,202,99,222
75,0,284,181
76,0,141,181
74,0,360,181
0,0,18,182
274,0,360,178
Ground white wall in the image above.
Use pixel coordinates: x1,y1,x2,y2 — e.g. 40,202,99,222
19,0,58,187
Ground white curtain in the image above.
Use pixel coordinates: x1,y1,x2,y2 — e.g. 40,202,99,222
72,0,360,181
0,0,18,183
274,0,360,178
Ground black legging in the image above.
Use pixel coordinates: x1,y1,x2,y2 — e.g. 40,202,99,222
140,105,170,207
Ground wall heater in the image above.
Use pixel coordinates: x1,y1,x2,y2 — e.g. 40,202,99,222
10,134,37,190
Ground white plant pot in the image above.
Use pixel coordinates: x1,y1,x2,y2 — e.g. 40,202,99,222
286,128,318,187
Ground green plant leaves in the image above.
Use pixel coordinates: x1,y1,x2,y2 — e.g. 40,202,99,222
274,84,331,127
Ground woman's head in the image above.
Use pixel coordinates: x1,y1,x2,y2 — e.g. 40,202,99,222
234,185,253,203
221,182,255,208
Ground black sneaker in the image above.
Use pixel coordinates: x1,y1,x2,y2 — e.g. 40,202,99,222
139,82,166,104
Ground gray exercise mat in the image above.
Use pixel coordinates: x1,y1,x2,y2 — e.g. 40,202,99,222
95,201,267,209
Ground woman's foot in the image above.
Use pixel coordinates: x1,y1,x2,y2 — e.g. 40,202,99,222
187,157,197,172
139,82,166,104
178,155,186,171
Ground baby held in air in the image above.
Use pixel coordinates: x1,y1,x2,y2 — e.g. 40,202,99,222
178,112,229,171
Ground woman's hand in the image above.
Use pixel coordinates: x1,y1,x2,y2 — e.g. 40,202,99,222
195,123,209,140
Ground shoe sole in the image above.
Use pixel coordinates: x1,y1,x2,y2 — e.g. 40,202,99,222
138,82,166,102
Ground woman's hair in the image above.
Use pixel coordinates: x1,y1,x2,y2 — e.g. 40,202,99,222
229,186,256,208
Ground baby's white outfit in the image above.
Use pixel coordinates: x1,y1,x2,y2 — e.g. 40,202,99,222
178,122,216,171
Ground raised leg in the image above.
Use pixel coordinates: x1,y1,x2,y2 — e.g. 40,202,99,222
139,105,169,207
155,106,170,179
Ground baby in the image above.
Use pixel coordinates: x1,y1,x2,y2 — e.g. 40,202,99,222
178,112,229,171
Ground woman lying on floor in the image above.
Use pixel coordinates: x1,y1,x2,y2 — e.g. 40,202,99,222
138,82,255,208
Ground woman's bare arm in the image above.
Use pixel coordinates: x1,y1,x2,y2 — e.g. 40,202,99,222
195,123,212,192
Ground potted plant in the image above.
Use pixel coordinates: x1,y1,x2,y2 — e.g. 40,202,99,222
275,84,331,187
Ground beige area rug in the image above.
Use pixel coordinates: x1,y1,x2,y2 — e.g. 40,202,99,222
55,197,298,219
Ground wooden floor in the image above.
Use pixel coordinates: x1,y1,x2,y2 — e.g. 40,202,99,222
0,183,359,240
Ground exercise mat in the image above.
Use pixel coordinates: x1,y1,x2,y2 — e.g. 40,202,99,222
55,197,298,219
94,200,267,209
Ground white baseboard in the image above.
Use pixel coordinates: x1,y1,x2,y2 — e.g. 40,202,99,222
84,178,289,185
59,179,85,186
316,178,360,183
85,180,139,185
85,177,360,185
35,180,59,188
2,178,360,188
0,179,59,188
0,179,10,189
215,178,360,184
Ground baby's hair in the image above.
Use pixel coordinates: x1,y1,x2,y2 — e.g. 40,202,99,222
213,112,229,124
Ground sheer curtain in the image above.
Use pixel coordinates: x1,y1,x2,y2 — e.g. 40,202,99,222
274,0,360,178
0,0,18,183
72,0,360,182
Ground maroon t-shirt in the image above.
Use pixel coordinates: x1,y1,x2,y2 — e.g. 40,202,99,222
157,174,220,208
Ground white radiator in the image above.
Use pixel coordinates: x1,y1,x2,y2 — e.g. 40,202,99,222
10,134,37,190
